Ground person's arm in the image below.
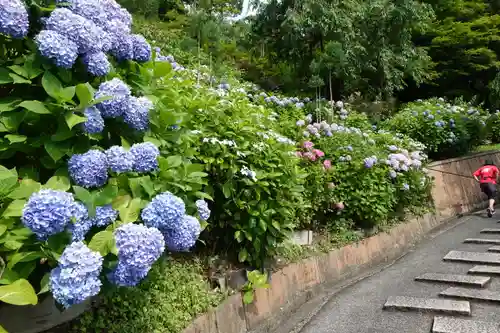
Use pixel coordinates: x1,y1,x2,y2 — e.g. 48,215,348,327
473,168,481,182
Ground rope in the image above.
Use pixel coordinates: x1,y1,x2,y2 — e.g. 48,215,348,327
425,167,476,180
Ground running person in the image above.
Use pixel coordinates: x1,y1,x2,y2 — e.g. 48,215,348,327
473,159,499,217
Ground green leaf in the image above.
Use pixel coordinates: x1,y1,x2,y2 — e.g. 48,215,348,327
222,182,232,199
258,219,267,231
0,279,38,305
64,111,86,129
4,241,23,250
0,98,21,112
238,248,248,262
118,197,143,223
120,137,131,149
8,179,41,200
195,191,213,200
9,73,31,84
44,141,67,162
38,273,50,295
0,166,18,197
154,61,172,77
76,83,94,107
88,231,114,256
235,230,244,242
0,324,7,333
94,183,118,206
139,176,155,197
7,252,42,269
73,186,92,204
128,178,143,198
243,290,254,304
8,65,28,78
19,101,51,114
4,134,26,144
44,174,70,191
2,200,26,217
0,68,13,84
0,225,6,237
165,155,183,169
0,269,19,285
111,195,131,211
0,111,25,133
42,71,63,100
60,86,76,101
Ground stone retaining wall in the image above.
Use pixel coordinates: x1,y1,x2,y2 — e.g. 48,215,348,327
183,150,500,333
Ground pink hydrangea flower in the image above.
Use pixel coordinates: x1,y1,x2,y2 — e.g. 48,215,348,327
323,160,332,169
313,149,325,157
303,152,316,161
335,202,345,210
303,141,314,149
296,151,303,157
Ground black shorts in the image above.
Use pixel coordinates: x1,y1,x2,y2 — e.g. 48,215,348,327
480,182,497,200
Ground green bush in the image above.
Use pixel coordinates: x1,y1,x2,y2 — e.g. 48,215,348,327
383,98,488,160
486,111,500,143
71,258,225,333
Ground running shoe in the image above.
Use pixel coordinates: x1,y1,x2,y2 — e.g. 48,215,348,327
487,208,493,218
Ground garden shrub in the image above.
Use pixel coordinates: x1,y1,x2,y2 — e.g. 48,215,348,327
486,110,500,144
383,98,489,159
71,257,224,333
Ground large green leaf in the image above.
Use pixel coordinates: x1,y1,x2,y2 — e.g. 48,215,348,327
8,179,41,200
0,279,38,305
64,111,86,129
0,68,13,84
7,252,42,269
42,71,63,100
19,101,51,114
44,141,67,162
118,197,143,223
88,231,114,256
0,98,21,112
4,134,27,144
38,273,50,295
0,324,8,333
75,83,94,107
2,200,26,217
0,166,18,197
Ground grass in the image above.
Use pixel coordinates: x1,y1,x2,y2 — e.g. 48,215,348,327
475,143,500,152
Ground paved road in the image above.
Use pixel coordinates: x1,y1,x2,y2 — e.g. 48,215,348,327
296,213,500,333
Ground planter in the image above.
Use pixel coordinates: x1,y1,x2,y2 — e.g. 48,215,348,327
0,295,91,333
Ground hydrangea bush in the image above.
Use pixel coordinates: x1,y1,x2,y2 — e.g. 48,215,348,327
383,98,489,159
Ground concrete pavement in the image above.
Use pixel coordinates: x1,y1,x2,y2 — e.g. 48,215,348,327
287,213,500,333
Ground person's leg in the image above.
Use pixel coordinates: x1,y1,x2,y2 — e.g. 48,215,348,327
489,183,497,213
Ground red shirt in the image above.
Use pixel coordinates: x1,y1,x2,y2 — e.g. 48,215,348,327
474,165,499,184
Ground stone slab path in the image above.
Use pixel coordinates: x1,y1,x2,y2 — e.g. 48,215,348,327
294,214,500,333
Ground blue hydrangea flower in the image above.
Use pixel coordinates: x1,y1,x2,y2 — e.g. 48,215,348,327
50,241,103,308
105,146,134,173
82,52,111,76
44,8,105,54
21,190,76,240
363,156,377,169
67,202,92,242
110,33,134,61
68,150,108,188
131,34,151,62
109,223,165,287
129,142,159,172
95,78,131,118
141,192,185,230
82,106,104,134
56,0,109,27
35,30,79,69
402,183,410,191
195,199,210,221
89,205,118,227
389,170,397,179
163,215,201,252
0,0,29,39
123,96,153,131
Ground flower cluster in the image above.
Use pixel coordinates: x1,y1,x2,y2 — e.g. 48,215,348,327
240,166,257,181
155,48,185,71
68,143,160,187
296,141,330,167
142,192,202,252
109,223,165,287
68,204,118,241
196,200,210,221
0,0,29,39
50,242,103,308
21,190,76,239
36,0,152,74
93,78,154,132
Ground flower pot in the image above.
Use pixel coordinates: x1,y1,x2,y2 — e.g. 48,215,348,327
0,294,91,333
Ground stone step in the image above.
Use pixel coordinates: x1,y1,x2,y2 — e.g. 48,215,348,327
432,316,500,333
443,251,500,265
383,296,471,315
469,265,500,275
488,246,500,253
440,287,500,303
481,228,500,234
414,273,490,287
464,238,500,245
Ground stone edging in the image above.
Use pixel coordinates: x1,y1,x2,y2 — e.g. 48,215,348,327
429,150,499,166
182,212,455,333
